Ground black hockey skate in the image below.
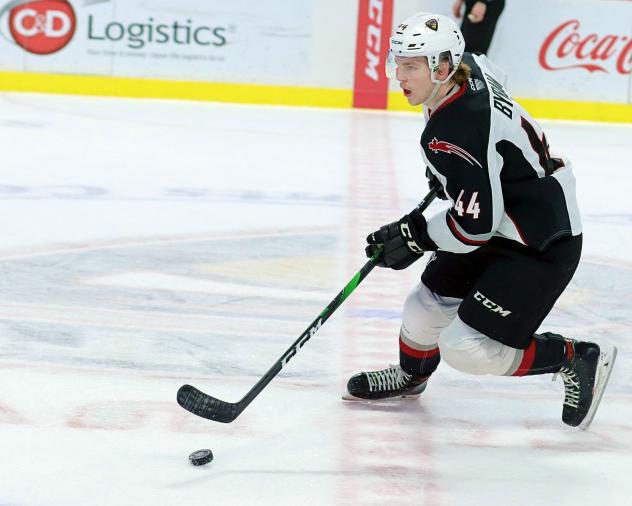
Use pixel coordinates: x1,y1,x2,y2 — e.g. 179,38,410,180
554,337,617,429
344,365,428,401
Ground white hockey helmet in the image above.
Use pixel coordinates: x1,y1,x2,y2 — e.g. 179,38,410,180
386,12,465,84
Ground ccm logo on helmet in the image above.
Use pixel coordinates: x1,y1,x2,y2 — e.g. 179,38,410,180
7,0,76,55
474,291,512,317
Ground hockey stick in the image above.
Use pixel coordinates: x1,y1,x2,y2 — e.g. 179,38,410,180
177,187,439,423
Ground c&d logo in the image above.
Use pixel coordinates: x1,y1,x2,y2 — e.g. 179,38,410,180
2,0,76,54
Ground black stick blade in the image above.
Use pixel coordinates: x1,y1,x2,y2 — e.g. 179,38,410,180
177,384,239,423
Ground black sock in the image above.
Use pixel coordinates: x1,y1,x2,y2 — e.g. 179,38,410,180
512,332,572,376
399,334,441,378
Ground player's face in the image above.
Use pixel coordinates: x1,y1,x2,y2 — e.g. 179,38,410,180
394,57,433,106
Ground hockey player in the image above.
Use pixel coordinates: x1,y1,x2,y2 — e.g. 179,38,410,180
345,12,617,429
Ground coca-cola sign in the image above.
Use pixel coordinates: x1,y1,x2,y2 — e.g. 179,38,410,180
539,19,632,75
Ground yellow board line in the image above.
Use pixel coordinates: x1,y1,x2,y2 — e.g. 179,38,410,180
1,71,631,123
0,71,353,109
387,90,632,124
514,98,632,124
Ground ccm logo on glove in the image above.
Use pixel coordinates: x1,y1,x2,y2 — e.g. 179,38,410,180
400,222,424,254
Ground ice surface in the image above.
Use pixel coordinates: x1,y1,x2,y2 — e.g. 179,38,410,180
0,93,631,506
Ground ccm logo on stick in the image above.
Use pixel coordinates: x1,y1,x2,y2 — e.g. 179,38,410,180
474,291,512,317
280,318,323,367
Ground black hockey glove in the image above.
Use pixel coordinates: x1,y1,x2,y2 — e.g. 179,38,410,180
425,167,447,200
366,209,438,270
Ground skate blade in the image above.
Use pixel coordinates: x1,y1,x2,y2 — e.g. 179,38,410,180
578,345,618,431
341,391,422,402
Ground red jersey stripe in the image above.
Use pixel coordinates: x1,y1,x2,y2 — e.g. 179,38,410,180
505,211,528,245
447,214,489,245
512,340,537,376
399,336,440,359
430,83,467,117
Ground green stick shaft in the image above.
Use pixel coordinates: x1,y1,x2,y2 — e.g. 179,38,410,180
177,187,438,422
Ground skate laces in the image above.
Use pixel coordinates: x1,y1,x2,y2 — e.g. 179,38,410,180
556,366,581,409
366,365,412,392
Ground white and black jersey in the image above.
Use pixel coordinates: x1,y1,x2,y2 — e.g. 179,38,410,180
421,53,582,253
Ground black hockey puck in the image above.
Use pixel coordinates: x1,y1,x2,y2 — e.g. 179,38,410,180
189,449,213,466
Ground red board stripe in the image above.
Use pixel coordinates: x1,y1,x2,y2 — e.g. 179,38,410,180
352,0,394,109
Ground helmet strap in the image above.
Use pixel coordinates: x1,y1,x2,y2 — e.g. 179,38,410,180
423,82,443,108
423,57,457,108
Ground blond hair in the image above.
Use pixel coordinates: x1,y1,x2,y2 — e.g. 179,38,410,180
437,51,471,85
408,55,471,85
451,62,471,86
